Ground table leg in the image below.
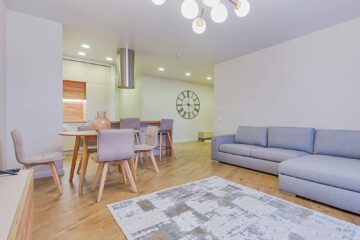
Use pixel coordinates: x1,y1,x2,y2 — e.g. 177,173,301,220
69,136,81,182
79,136,89,195
166,130,173,156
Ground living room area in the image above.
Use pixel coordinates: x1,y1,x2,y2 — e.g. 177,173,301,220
1,0,360,239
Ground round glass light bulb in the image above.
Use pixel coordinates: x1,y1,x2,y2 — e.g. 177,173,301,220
234,0,250,17
210,3,228,23
202,0,220,7
181,0,199,19
152,0,166,6
192,18,207,34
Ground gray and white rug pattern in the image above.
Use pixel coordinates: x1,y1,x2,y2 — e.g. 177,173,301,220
108,176,360,240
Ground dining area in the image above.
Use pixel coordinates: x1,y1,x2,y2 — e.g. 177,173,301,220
59,117,175,202
9,117,174,203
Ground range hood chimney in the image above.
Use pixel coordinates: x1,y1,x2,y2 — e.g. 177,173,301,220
116,48,135,89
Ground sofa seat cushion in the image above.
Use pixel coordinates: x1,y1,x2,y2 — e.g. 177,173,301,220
279,155,360,192
219,144,263,157
250,148,309,163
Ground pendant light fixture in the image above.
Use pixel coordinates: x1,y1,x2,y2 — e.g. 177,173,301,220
151,0,251,34
181,0,200,19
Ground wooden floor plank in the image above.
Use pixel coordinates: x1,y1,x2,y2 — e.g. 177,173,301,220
32,141,360,239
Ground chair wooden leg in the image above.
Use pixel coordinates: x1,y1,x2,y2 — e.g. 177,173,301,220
145,152,150,168
49,162,62,195
135,132,141,145
97,162,109,203
77,157,82,174
123,161,137,193
150,151,159,174
159,132,163,161
121,163,127,184
69,136,81,182
92,163,104,191
133,154,139,181
166,131,175,159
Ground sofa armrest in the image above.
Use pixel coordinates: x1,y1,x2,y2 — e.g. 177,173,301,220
211,134,235,160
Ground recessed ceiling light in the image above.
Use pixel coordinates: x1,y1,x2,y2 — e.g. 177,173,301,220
206,76,212,80
78,52,86,56
81,44,90,49
158,67,165,72
106,57,113,61
185,72,191,76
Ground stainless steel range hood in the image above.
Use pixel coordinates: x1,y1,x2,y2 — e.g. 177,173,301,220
116,48,135,89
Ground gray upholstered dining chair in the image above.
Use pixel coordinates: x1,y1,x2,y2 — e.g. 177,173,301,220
120,118,141,144
133,126,160,181
158,119,175,161
11,129,64,194
91,129,137,202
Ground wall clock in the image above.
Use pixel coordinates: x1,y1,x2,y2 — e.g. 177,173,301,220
176,90,200,119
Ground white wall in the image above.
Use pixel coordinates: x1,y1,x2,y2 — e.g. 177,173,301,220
62,59,113,121
6,10,63,177
215,18,360,134
118,75,214,142
0,0,6,170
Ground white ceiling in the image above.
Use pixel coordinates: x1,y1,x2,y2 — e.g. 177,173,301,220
5,0,360,85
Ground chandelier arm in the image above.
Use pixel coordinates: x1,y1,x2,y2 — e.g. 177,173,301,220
227,0,239,7
200,6,205,18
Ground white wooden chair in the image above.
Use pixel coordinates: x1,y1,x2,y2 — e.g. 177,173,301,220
132,126,160,181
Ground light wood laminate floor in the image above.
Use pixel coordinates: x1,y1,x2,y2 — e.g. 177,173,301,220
33,141,360,239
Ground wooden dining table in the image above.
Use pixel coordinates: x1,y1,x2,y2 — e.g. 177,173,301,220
60,129,144,195
60,130,98,195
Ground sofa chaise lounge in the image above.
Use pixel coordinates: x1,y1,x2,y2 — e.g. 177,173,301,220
212,126,360,214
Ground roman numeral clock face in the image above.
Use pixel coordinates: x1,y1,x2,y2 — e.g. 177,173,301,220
176,90,200,119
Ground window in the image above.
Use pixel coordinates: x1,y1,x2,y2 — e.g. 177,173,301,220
63,80,86,122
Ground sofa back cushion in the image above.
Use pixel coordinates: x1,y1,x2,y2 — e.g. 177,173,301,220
268,127,315,153
234,126,268,147
314,129,360,159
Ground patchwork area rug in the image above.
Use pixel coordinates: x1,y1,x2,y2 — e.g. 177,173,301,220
108,176,360,240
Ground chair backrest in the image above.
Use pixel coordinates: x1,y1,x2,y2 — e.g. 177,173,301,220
78,125,97,146
97,129,135,162
11,129,26,164
120,118,141,130
145,126,159,147
160,119,174,131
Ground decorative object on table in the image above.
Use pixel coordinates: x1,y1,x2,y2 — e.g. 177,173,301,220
151,0,250,34
158,119,175,161
120,118,141,144
91,129,137,202
108,176,360,240
133,126,160,180
176,90,200,119
92,111,111,130
11,129,64,194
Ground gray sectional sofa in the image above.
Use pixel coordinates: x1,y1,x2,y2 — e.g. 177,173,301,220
212,126,360,214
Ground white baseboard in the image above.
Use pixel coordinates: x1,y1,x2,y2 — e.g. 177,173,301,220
173,138,198,143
